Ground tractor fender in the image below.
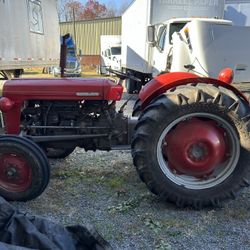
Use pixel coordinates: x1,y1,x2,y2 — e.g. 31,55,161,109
139,72,248,108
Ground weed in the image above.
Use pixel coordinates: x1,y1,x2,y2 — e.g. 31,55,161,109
106,176,125,189
143,214,162,234
108,198,140,213
155,239,172,250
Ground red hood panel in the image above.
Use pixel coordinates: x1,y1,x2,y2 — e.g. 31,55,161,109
3,78,123,101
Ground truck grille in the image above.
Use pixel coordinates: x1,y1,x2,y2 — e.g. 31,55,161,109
66,62,76,69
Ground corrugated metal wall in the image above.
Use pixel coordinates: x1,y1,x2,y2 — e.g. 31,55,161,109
60,17,121,56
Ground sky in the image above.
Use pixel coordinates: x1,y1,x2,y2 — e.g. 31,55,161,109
80,0,133,12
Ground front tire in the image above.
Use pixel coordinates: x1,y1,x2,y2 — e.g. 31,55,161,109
132,83,250,208
0,136,50,201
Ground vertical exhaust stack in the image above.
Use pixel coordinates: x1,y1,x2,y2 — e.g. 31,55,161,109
60,33,70,78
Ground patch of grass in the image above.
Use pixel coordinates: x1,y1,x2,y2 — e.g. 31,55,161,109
106,176,125,189
155,239,172,250
143,216,162,234
108,197,140,213
163,217,192,229
53,168,85,180
223,206,250,220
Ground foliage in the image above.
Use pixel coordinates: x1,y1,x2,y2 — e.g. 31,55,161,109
80,0,108,20
58,0,131,21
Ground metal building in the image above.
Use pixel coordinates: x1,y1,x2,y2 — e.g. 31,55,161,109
60,17,121,66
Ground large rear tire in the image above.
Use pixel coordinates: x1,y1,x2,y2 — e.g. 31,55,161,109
132,83,250,208
0,136,50,201
132,98,142,117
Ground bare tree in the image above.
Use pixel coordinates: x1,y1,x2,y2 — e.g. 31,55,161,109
58,0,133,21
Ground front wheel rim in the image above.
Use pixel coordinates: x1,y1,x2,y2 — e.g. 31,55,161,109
0,153,32,192
157,113,240,190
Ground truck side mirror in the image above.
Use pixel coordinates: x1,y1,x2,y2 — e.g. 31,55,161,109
147,25,156,45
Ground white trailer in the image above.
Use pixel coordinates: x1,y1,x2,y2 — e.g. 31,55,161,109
0,0,60,79
100,35,121,74
121,0,225,93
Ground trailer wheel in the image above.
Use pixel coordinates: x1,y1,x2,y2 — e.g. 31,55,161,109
132,83,250,208
0,136,50,201
43,146,75,159
132,99,142,116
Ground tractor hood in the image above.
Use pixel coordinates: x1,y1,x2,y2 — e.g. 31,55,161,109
1,78,123,102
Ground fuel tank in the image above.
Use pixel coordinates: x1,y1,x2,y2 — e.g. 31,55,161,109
1,78,123,102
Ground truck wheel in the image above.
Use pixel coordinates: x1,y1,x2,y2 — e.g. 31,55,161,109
0,136,50,201
132,83,250,208
43,147,75,159
132,99,142,116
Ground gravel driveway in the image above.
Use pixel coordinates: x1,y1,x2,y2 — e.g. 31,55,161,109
12,147,250,250
5,76,250,249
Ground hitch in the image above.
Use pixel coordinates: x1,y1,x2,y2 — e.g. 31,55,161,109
106,68,142,83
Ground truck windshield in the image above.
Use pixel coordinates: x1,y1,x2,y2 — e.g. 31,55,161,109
111,47,121,55
169,22,187,44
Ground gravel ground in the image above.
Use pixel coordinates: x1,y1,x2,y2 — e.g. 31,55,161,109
5,74,250,249
12,149,250,250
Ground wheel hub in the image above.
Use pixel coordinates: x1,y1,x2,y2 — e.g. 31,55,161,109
5,166,18,178
187,142,208,162
163,118,227,177
0,153,32,192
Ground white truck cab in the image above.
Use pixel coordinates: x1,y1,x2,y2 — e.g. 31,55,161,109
100,35,121,75
170,18,250,83
149,18,233,76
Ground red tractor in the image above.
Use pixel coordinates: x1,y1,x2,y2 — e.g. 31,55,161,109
0,68,250,209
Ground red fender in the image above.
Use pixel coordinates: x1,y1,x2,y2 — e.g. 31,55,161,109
139,72,248,108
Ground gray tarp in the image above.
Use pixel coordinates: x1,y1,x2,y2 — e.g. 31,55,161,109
0,197,111,250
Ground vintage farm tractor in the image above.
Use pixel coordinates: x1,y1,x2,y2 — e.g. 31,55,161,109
0,68,250,209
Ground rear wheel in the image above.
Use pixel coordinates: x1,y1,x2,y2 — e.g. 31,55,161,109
132,83,250,208
0,136,50,201
132,99,142,116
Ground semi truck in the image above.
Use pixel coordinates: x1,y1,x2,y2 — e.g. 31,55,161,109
0,0,60,79
51,34,82,77
121,0,250,94
99,35,122,75
121,0,226,93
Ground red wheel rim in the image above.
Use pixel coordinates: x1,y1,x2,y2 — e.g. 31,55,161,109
157,112,240,190
163,118,226,177
0,153,32,192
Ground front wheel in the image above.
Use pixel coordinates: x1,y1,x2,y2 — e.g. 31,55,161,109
132,83,250,208
0,136,50,201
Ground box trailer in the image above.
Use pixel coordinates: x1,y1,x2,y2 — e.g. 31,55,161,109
121,0,226,93
0,0,60,78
